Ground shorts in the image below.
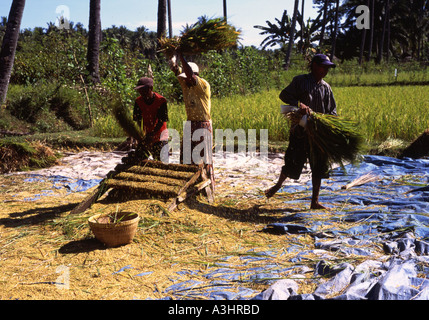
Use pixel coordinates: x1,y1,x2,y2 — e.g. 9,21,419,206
281,126,330,180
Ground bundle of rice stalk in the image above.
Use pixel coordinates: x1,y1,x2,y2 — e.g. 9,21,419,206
159,16,240,57
111,97,145,143
306,112,364,168
285,107,364,169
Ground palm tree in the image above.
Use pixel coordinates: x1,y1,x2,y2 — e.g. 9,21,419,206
0,0,26,104
376,0,389,64
167,0,173,38
300,0,305,53
253,10,292,50
330,0,340,61
406,0,429,61
285,0,300,69
318,0,329,48
103,25,132,48
296,12,323,56
131,26,158,59
366,0,374,61
358,0,370,65
157,0,167,39
87,0,101,84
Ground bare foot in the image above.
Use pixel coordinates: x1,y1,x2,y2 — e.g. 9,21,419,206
265,185,280,198
310,202,329,210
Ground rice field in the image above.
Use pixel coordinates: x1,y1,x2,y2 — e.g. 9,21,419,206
166,84,429,148
334,85,428,143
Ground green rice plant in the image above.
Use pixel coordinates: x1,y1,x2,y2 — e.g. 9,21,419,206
306,113,364,168
334,85,429,143
90,81,427,153
167,89,288,143
91,113,126,138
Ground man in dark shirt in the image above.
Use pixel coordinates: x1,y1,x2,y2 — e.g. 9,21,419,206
265,54,337,210
133,77,169,162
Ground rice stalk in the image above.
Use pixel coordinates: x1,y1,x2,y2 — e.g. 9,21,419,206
341,172,379,190
115,172,185,187
127,165,195,180
306,112,364,168
159,16,240,57
286,108,364,169
104,179,180,198
111,97,145,143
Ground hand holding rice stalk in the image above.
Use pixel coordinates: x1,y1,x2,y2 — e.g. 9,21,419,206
282,104,364,169
159,16,241,57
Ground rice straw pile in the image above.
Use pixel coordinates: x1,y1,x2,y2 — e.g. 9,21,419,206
159,16,241,57
286,108,364,169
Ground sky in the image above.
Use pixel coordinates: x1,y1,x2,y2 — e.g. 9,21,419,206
0,0,319,48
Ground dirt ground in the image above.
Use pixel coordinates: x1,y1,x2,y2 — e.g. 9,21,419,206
1,150,326,300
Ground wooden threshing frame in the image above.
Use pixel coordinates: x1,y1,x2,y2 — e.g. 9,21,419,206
71,153,214,215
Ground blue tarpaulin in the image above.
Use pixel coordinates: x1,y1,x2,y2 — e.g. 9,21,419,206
22,174,102,201
20,155,429,300
154,155,429,300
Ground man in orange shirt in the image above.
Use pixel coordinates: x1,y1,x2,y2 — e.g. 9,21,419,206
133,77,169,162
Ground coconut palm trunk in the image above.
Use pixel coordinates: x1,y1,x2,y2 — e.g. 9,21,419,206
376,0,389,64
300,0,305,53
284,0,299,70
330,0,340,61
157,0,167,39
0,0,25,104
318,0,328,49
167,0,173,38
359,0,370,65
366,0,375,61
87,0,101,84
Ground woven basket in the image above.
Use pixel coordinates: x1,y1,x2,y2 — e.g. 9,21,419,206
88,212,140,247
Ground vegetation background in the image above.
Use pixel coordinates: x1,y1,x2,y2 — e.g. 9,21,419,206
0,0,428,172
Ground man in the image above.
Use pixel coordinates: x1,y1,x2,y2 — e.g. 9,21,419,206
133,76,169,162
265,54,337,209
169,52,214,190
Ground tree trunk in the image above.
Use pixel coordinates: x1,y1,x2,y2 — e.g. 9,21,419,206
366,0,375,61
0,0,25,104
167,0,173,38
376,0,388,64
330,0,339,61
157,0,167,39
386,0,390,62
359,0,370,65
285,0,299,70
300,0,305,53
87,0,101,84
318,0,328,49
358,25,367,65
223,0,227,22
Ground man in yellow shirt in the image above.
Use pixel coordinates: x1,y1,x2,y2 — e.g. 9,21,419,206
169,52,214,190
